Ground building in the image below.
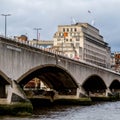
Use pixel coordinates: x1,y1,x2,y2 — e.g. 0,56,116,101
29,40,53,48
111,52,120,72
14,35,28,41
24,78,48,90
53,23,111,68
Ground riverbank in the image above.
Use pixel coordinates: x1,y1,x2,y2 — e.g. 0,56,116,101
1,101,120,120
30,97,92,107
0,102,33,116
91,93,120,102
1,93,120,116
29,93,120,108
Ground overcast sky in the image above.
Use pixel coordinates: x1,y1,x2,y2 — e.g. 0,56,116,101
0,0,120,52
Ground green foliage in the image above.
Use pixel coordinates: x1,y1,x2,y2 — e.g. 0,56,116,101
0,103,33,116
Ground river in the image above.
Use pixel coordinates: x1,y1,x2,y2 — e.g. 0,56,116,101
0,101,120,120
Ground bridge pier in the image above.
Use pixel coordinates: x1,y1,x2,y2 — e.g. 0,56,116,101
53,87,91,105
105,88,112,97
77,87,88,98
0,80,33,116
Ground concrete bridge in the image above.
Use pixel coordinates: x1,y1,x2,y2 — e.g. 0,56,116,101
0,36,120,103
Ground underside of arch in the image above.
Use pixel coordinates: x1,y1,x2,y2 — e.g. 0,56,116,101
17,65,78,91
0,70,11,85
82,75,107,93
0,70,11,98
109,80,120,90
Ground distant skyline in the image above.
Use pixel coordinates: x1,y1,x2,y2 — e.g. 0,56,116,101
0,0,120,52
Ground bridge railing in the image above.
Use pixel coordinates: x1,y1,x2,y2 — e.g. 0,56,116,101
0,35,64,55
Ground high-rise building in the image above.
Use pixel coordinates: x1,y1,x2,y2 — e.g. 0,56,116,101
53,23,111,68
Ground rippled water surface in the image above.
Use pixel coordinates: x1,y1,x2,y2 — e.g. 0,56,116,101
1,101,120,120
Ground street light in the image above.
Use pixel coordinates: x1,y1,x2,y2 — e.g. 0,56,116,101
34,28,42,41
1,14,11,38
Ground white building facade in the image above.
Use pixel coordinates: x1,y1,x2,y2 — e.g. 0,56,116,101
53,23,111,68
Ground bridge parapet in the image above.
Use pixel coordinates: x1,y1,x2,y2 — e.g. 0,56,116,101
0,36,62,56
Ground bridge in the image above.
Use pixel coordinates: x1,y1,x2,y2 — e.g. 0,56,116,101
0,36,120,104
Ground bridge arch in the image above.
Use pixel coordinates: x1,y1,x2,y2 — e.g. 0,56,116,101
109,79,120,92
82,74,107,95
17,64,78,95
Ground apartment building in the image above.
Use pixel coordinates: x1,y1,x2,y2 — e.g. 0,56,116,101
53,23,111,68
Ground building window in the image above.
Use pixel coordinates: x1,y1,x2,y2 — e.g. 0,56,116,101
71,33,74,37
60,33,63,37
65,39,68,42
63,28,65,32
74,28,77,32
67,28,69,32
71,28,73,32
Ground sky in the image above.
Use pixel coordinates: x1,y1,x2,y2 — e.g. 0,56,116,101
0,0,120,52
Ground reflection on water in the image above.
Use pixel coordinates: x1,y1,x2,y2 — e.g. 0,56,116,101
1,101,120,120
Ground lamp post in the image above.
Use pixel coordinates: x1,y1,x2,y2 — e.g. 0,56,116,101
34,28,42,44
1,14,11,38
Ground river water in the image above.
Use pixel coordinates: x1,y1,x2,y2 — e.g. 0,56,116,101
0,101,120,120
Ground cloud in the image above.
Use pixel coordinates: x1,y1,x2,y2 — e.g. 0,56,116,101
0,0,120,51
